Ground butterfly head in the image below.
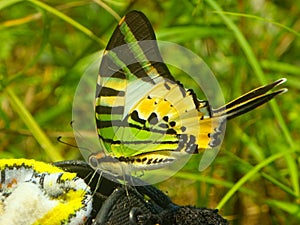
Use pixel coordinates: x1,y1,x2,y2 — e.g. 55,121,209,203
88,152,129,178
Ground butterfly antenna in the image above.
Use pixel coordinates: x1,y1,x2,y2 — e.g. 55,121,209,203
69,120,98,156
56,120,81,148
57,136,78,148
57,136,93,154
71,120,86,139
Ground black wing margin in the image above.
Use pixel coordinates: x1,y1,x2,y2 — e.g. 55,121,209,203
100,10,175,83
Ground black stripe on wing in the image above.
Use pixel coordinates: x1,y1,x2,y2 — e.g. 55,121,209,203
106,11,155,50
99,10,175,82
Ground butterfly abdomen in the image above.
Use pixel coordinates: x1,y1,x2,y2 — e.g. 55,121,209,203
89,151,177,175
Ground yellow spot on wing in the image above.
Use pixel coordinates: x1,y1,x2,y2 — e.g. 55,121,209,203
137,98,155,117
102,77,126,92
101,96,124,107
197,117,224,149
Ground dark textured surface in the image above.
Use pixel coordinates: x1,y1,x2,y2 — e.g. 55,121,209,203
137,206,228,225
55,160,228,225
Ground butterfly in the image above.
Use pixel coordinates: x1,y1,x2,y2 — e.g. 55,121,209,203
87,10,287,182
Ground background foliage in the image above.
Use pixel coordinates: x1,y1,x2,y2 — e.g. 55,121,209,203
0,0,299,224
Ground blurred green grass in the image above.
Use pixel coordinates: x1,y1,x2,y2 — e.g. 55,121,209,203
0,0,299,224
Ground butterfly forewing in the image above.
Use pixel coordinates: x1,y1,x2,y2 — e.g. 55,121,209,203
95,11,204,159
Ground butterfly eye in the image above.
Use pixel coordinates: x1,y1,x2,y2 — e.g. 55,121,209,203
89,154,99,168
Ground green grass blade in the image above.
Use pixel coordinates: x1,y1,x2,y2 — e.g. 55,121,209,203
226,150,297,197
261,60,300,75
0,0,22,10
214,11,300,37
216,149,296,209
266,199,300,217
4,87,63,161
175,171,256,195
27,0,105,46
205,0,298,196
